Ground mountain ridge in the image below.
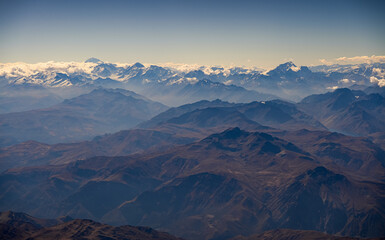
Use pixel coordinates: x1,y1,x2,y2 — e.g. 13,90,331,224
0,88,168,146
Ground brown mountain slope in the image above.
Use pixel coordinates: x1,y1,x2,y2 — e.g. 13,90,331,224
0,128,384,239
0,211,183,240
0,210,71,228
230,229,381,240
107,166,385,239
27,219,184,240
0,211,71,240
268,129,385,181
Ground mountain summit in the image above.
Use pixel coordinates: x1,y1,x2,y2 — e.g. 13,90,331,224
85,57,104,64
270,61,300,73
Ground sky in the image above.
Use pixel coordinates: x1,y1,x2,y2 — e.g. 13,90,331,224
0,0,384,69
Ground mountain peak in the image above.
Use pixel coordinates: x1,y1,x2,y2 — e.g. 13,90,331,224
279,61,298,69
85,57,103,64
284,61,295,66
333,87,352,94
132,62,145,68
279,61,296,68
268,61,301,74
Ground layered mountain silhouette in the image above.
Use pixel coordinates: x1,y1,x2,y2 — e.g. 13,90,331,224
0,88,168,146
140,99,326,132
0,99,328,170
298,88,385,136
1,128,384,239
163,79,278,106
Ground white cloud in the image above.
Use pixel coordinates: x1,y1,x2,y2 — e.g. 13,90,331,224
283,57,294,62
335,55,385,63
370,76,385,87
157,62,260,75
113,62,132,68
372,67,385,78
319,59,333,65
319,55,385,65
0,61,97,78
157,62,203,72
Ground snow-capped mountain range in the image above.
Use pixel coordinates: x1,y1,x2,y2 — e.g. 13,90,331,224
0,59,261,87
1,58,384,103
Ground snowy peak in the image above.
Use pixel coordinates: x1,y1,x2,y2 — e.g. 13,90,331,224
270,61,300,73
281,61,296,68
85,57,103,64
278,61,296,69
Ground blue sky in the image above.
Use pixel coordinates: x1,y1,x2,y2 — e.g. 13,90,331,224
0,0,384,68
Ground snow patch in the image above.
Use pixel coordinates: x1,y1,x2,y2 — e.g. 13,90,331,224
185,77,199,84
223,80,233,85
290,66,300,72
339,79,350,84
327,86,339,90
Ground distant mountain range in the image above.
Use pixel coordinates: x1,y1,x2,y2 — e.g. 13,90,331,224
1,59,384,105
0,85,64,114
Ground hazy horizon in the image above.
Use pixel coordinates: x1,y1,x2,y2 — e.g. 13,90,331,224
1,55,385,71
1,0,384,69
